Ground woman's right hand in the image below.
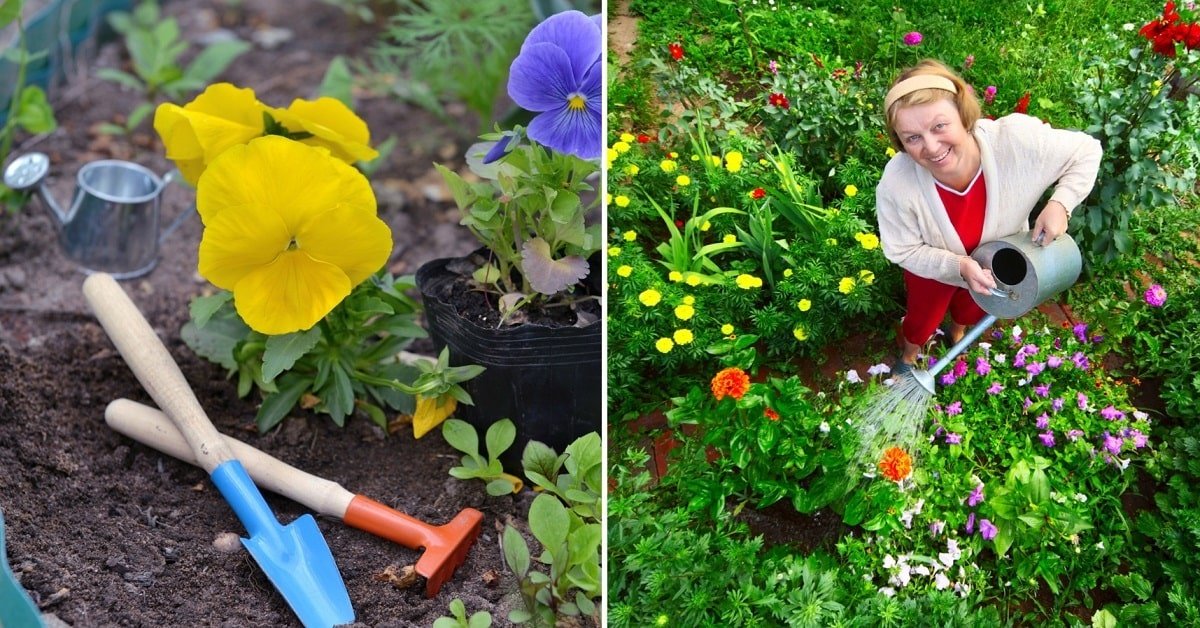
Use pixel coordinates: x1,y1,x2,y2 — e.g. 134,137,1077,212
959,256,997,295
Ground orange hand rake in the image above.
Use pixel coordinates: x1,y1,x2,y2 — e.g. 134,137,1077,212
104,398,483,597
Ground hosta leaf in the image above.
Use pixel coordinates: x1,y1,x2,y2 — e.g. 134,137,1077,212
520,237,588,295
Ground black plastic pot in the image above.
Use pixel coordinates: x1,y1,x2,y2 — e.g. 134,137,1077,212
416,253,601,474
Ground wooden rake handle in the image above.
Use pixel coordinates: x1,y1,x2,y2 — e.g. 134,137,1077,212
83,273,232,473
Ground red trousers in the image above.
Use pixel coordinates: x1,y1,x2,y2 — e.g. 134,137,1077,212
901,270,986,346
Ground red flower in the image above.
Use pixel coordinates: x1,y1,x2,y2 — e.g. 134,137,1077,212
751,187,766,199
669,42,684,61
832,68,848,80
878,447,913,483
764,408,780,421
768,92,790,109
1185,23,1200,49
674,219,684,228
711,367,750,401
636,133,651,144
1014,91,1031,114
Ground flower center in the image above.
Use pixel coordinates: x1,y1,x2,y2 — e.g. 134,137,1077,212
567,93,587,111
287,238,299,251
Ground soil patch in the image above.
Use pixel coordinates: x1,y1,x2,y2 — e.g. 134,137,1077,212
0,1,553,625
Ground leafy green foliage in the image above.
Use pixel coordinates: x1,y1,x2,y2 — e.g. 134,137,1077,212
441,418,521,496
0,0,58,213
432,598,492,628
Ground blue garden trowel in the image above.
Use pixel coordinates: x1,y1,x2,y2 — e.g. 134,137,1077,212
82,274,353,627
0,508,44,628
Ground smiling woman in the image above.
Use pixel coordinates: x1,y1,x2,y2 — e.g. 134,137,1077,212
875,59,1102,372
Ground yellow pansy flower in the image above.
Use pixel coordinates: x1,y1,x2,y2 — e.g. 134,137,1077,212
154,83,267,186
197,136,391,335
673,329,694,344
725,151,743,173
793,325,808,341
668,270,683,282
859,269,875,284
613,141,631,153
638,289,662,306
655,337,674,353
660,159,678,172
616,265,632,277
623,230,637,241
615,195,630,207
412,394,457,439
619,132,635,143
721,323,735,335
608,246,621,256
735,274,763,289
676,175,691,186
683,295,695,305
625,164,640,176
844,184,858,197
723,234,737,244
685,274,702,286
269,97,378,164
838,277,857,294
797,299,811,312
674,304,695,320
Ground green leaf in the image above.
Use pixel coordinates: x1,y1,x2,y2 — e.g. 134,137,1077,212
261,327,322,383
14,87,57,134
0,0,21,30
502,524,530,578
486,479,515,496
528,493,569,554
325,363,354,426
442,419,481,456
467,611,492,628
255,374,312,432
183,39,251,84
484,418,516,461
181,311,249,370
318,55,354,107
566,522,601,566
1091,609,1118,628
190,292,233,327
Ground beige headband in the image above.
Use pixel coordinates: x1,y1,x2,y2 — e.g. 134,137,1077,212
884,75,958,112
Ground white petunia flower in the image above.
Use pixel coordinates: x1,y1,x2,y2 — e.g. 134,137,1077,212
846,369,863,384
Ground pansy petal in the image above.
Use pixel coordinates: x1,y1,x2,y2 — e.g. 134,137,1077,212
528,105,601,159
520,11,601,81
281,98,379,163
508,43,577,112
232,252,352,335
197,196,292,289
296,203,393,286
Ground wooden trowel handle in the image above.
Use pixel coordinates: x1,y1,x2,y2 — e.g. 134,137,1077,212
83,273,232,473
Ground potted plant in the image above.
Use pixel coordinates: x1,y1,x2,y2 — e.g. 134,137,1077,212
418,9,602,472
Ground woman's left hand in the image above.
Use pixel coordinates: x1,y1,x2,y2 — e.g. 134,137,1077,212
1032,201,1069,245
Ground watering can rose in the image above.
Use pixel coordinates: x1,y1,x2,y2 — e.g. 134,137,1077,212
196,136,392,334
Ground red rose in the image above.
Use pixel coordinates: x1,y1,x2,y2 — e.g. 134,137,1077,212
637,133,651,143
1014,91,1031,114
669,42,684,61
751,187,766,199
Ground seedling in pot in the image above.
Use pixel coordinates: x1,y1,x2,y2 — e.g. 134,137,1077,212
442,418,523,496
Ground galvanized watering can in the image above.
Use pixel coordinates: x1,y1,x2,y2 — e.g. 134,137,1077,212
3,152,191,280
911,232,1082,394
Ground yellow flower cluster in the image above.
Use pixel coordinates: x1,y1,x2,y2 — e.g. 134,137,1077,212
674,304,694,320
793,325,808,341
725,151,743,173
673,329,694,344
676,175,691,186
838,277,857,294
660,159,677,172
639,289,662,306
859,270,875,285
655,338,674,353
735,274,763,289
797,299,811,312
854,232,880,250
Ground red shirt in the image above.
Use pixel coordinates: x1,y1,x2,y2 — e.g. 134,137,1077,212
936,170,986,254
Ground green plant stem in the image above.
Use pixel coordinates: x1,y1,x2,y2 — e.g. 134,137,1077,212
1,14,29,165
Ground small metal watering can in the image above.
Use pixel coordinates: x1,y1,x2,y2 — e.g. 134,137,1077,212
911,232,1082,394
3,152,191,280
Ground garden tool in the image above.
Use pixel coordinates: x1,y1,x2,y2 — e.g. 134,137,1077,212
81,274,353,628
104,398,484,598
0,508,44,628
909,232,1082,395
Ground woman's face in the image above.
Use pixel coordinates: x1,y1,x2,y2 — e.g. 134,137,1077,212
893,98,977,181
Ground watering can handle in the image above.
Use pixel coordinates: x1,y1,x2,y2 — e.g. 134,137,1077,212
158,169,194,244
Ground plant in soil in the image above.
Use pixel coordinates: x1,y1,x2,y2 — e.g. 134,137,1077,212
0,0,57,213
442,417,524,496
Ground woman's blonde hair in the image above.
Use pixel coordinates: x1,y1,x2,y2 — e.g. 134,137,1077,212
883,59,981,150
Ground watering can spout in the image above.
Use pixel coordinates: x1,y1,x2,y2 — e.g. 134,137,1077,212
3,152,72,224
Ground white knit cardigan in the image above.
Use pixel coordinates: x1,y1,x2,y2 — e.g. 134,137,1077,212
875,113,1102,287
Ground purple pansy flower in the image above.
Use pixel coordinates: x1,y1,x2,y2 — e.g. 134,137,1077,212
508,11,603,159
482,132,516,164
1039,431,1056,447
975,357,991,376
986,381,1004,395
979,519,998,541
968,484,985,507
1036,414,1050,430
1092,334,1104,344
1073,322,1088,343
991,329,1004,339
903,31,923,46
1144,284,1167,307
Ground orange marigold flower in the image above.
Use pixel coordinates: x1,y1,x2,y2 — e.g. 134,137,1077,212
764,408,780,421
878,447,912,482
711,367,750,401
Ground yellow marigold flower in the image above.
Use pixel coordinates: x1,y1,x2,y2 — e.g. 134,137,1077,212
674,304,695,320
859,269,875,284
797,299,811,312
725,151,743,173
613,141,631,153
838,277,857,294
685,274,701,286
886,147,898,158
735,274,762,289
783,269,793,277
615,195,630,207
669,151,678,158
619,132,635,143
721,323,735,335
690,154,699,161
608,246,621,256
701,220,711,231
606,147,618,163
197,136,391,335
154,83,266,186
269,96,378,164
826,238,838,246
412,394,457,439
656,614,669,627
683,295,695,305
623,230,637,241
857,233,880,250
668,270,683,282
625,164,640,176
660,159,677,172
844,184,858,197
616,265,632,277
673,329,694,344
708,155,722,167
638,289,662,306
605,193,612,205
759,158,768,166
793,325,808,341
723,234,737,244
655,337,674,353
676,175,691,186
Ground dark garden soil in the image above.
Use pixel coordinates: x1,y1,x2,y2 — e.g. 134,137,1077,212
0,1,548,626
